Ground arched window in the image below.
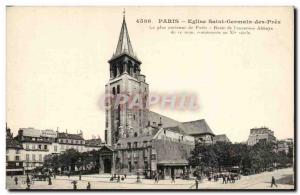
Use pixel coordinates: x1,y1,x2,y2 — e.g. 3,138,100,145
113,65,117,77
112,87,116,95
119,65,123,74
117,85,120,94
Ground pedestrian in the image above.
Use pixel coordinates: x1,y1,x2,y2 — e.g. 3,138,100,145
53,173,56,179
121,176,124,181
14,176,18,185
271,176,278,188
222,175,226,184
117,175,120,182
26,174,31,186
171,174,175,183
154,173,158,183
48,176,52,185
195,179,199,189
231,174,235,183
71,180,77,190
87,182,91,190
227,174,231,183
124,174,127,179
79,174,81,181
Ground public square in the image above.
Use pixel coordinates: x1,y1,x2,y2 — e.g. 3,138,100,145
7,167,294,190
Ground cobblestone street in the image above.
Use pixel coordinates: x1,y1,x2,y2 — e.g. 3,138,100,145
6,168,294,190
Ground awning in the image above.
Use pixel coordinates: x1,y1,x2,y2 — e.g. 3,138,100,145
157,160,189,166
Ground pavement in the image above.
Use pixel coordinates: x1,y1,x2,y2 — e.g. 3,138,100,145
6,167,294,190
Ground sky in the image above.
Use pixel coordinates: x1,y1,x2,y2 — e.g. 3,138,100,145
6,7,294,142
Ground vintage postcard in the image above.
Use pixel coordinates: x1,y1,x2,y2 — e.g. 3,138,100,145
6,6,294,190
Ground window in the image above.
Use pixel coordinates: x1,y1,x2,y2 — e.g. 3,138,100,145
134,132,138,137
6,149,8,154
38,145,42,149
54,145,58,152
117,85,120,94
127,142,131,149
32,154,36,161
32,144,36,150
143,141,148,147
26,144,29,150
112,87,116,95
39,154,42,161
133,115,136,120
16,162,19,166
15,156,20,161
16,149,20,154
134,142,138,148
151,154,156,160
26,154,29,161
44,145,47,150
6,155,9,161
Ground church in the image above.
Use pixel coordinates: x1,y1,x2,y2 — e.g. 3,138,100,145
100,13,215,178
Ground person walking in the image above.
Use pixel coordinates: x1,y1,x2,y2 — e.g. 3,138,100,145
271,176,278,188
154,173,158,183
171,174,175,183
195,179,199,189
71,180,77,190
26,174,31,186
87,182,91,190
14,177,18,185
222,175,226,184
48,176,52,185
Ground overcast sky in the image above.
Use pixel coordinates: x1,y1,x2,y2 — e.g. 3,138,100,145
6,7,294,142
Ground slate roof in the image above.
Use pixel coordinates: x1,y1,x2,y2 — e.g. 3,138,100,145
148,111,215,136
182,119,215,135
110,16,139,62
148,111,182,128
58,132,84,140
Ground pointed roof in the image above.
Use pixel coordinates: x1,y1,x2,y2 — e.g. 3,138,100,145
110,15,139,62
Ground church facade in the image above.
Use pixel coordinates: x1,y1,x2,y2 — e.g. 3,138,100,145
101,14,215,178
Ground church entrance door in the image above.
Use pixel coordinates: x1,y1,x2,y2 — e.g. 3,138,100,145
104,158,112,173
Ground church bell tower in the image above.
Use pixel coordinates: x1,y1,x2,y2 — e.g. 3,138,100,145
105,12,149,146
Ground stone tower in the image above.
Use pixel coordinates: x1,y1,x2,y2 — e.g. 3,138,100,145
105,14,149,146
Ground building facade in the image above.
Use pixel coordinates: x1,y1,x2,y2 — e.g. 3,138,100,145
247,127,276,146
6,127,104,174
213,134,231,144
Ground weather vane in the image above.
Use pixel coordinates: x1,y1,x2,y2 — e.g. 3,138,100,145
123,8,126,19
